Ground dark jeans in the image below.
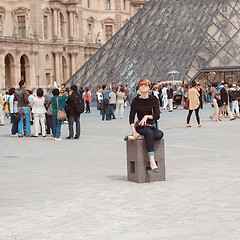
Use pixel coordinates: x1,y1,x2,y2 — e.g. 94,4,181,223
102,103,110,120
10,113,18,135
53,115,63,138
45,114,53,134
187,107,200,124
85,101,90,113
136,126,164,155
68,115,80,138
109,104,116,119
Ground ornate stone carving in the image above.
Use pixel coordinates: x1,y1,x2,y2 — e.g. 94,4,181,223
28,23,34,39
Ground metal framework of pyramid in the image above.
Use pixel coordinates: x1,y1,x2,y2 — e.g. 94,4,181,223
67,0,240,94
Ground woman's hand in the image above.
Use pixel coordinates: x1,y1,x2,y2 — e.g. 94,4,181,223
139,115,149,126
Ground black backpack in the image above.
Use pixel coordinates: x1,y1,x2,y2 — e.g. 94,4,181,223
75,94,84,114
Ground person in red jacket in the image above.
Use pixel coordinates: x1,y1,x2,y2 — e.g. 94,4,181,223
84,87,91,113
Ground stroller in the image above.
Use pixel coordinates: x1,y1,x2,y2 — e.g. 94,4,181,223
173,94,182,109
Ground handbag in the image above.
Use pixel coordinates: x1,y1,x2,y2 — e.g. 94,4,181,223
13,108,23,122
57,97,67,120
184,99,189,110
97,101,103,110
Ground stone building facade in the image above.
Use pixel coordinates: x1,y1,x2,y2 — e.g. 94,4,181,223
0,0,147,91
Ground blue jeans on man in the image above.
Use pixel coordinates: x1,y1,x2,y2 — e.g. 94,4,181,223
102,102,110,120
53,115,63,138
18,107,31,136
10,113,18,135
45,114,54,134
68,115,80,138
109,104,116,119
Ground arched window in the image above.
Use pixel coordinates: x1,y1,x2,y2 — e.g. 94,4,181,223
105,0,110,10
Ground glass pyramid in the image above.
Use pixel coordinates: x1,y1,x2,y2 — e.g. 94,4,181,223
67,0,240,94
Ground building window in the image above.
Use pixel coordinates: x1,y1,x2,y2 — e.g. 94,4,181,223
105,25,113,41
18,16,26,38
87,0,91,8
44,16,48,39
105,0,111,10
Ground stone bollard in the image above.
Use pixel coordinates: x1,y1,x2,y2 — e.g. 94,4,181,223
126,139,166,183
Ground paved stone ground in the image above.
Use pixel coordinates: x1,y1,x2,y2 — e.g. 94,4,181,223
0,104,240,240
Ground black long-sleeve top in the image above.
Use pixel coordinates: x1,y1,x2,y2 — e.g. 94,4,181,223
129,95,160,125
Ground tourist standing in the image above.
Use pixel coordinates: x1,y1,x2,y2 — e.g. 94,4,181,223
124,84,130,107
109,90,116,119
14,80,31,137
209,82,221,122
84,87,91,113
167,84,174,112
162,84,168,110
0,92,4,126
31,88,46,137
51,88,67,140
8,88,18,135
44,86,54,135
96,86,103,115
66,85,82,139
219,82,236,121
116,85,125,119
102,85,111,121
186,81,201,127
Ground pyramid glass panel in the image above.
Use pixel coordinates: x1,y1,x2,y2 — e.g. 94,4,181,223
68,0,240,95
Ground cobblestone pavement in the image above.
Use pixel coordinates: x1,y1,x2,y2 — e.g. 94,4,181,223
0,105,240,240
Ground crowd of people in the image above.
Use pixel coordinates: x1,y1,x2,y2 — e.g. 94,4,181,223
1,79,240,140
0,81,84,140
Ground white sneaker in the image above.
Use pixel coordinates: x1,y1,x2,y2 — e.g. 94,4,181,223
54,138,62,141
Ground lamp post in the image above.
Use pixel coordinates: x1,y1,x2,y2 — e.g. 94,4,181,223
37,75,40,88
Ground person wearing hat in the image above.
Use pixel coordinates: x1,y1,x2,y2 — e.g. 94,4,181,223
219,82,236,121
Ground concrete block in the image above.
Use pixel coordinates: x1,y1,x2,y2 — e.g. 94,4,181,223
126,138,166,183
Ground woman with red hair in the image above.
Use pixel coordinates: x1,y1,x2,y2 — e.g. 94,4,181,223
125,79,164,173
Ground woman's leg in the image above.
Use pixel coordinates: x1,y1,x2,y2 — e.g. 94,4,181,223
55,119,62,139
40,113,46,136
52,115,57,138
153,128,164,140
120,102,124,119
187,110,193,124
33,113,40,136
195,107,200,125
212,101,219,120
136,126,158,170
115,102,119,118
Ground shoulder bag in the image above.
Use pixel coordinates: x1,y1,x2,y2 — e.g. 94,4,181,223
57,97,67,120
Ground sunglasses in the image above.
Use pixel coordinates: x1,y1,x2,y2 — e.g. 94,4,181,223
139,83,149,87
